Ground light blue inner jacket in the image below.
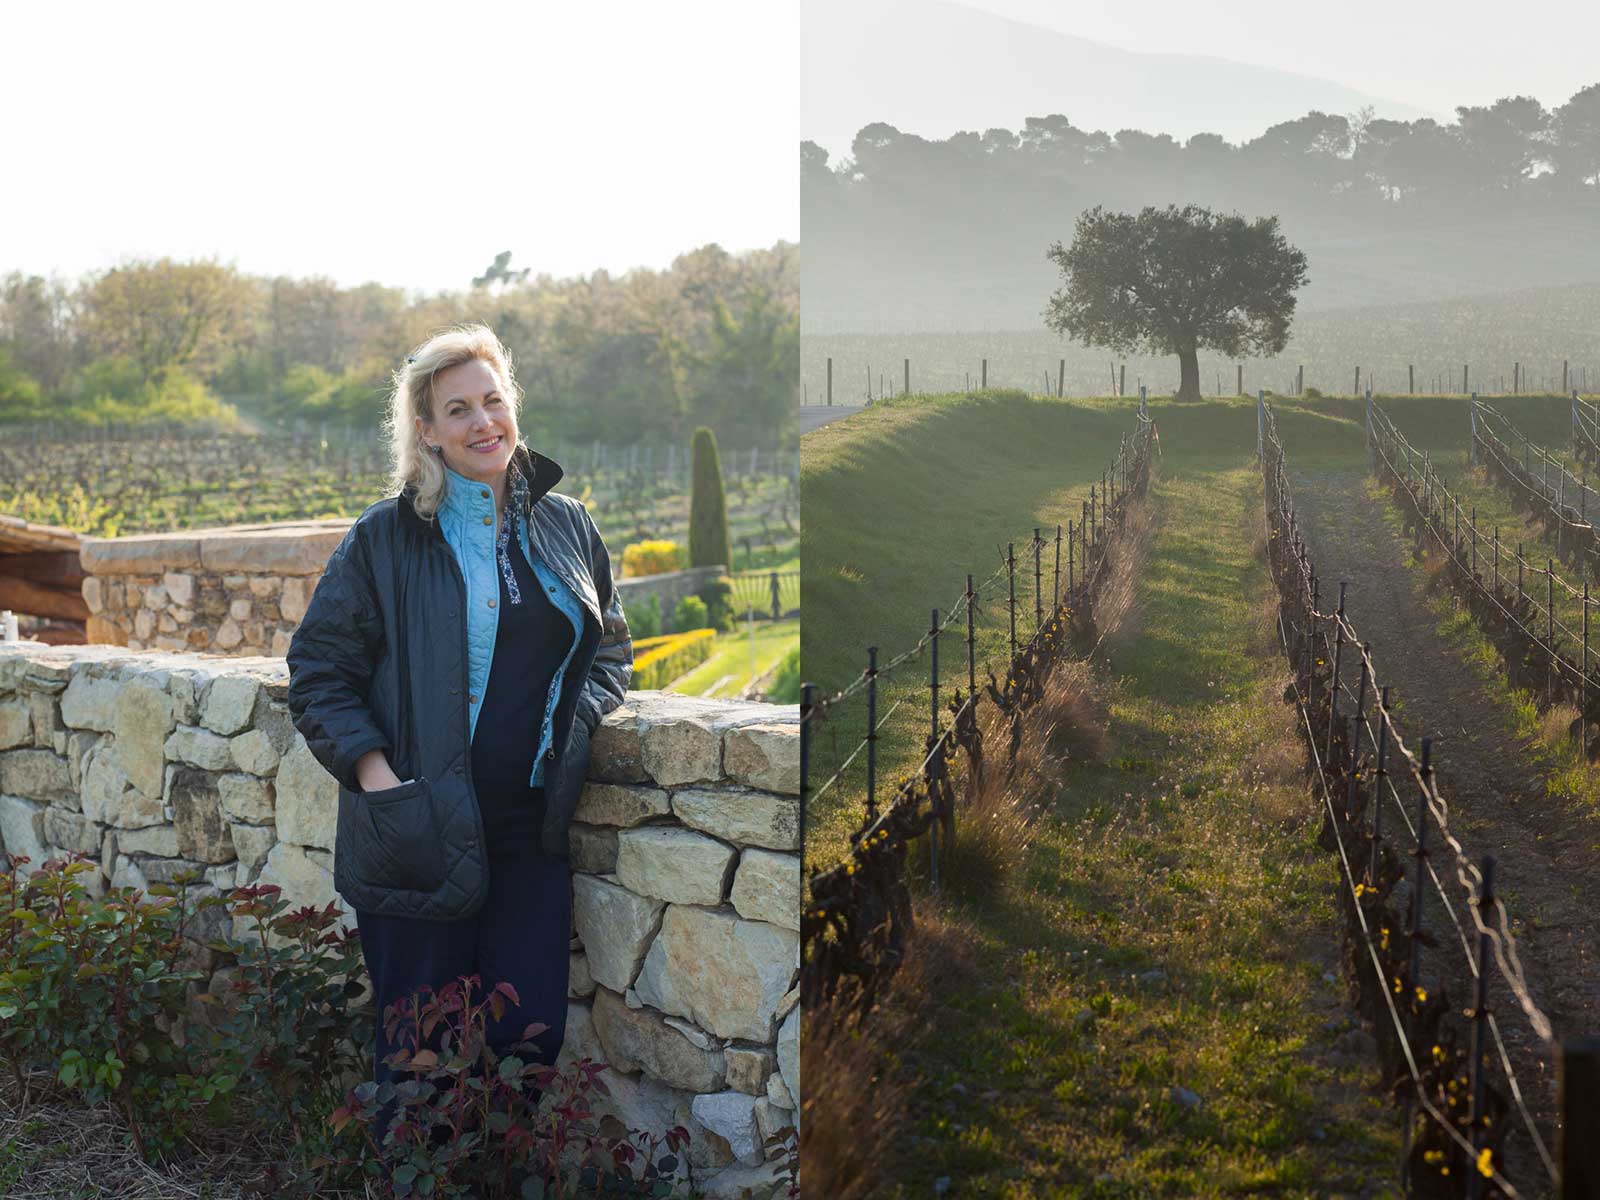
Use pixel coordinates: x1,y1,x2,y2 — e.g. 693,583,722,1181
435,464,585,786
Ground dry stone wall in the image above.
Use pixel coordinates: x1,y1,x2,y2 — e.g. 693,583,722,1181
0,642,799,1199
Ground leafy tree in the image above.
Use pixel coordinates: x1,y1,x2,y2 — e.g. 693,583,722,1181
0,348,45,422
1045,204,1308,403
688,426,731,569
471,250,531,290
1553,83,1600,191
80,259,249,380
690,285,798,443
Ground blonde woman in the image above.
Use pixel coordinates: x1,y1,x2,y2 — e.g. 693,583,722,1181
286,325,631,1098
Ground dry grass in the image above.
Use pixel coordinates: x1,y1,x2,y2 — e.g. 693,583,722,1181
1536,701,1582,751
1086,491,1156,653
800,903,979,1200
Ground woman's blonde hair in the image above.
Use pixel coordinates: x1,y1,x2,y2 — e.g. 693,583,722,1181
386,324,524,519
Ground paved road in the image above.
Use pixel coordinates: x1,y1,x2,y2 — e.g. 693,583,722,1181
799,404,867,434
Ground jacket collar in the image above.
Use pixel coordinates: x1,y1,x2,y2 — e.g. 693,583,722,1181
398,443,564,530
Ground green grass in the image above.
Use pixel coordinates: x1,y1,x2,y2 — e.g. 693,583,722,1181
670,616,799,698
806,390,1406,1195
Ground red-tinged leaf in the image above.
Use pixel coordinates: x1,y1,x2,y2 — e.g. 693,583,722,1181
522,1020,549,1039
490,994,506,1023
410,1049,439,1070
494,980,522,1006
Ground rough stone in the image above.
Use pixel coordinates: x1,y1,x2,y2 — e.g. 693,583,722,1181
213,619,243,651
164,725,234,771
116,824,181,856
44,806,103,856
59,673,121,732
163,572,195,607
0,794,49,868
81,742,164,828
137,856,210,884
28,693,63,744
671,787,799,852
776,1005,798,1111
725,1046,775,1096
66,730,100,789
729,849,800,930
247,577,281,599
765,1073,793,1110
111,853,148,891
691,1092,764,1166
574,782,671,827
568,823,618,875
274,737,336,850
635,906,799,1043
228,597,253,623
640,715,722,787
169,767,235,864
700,1161,786,1200
592,986,726,1093
557,1000,603,1072
0,700,31,750
722,724,800,795
81,575,103,613
571,874,665,993
616,826,737,906
568,952,595,999
663,1015,715,1049
247,841,343,937
217,773,275,823
229,823,276,876
114,682,175,799
0,750,73,801
753,1096,790,1150
589,710,649,782
585,1070,730,1174
202,675,259,736
278,577,309,624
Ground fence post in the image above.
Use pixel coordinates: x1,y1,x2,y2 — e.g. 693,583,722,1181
1366,386,1374,471
1471,399,1479,466
1409,363,1414,395
826,358,833,407
1007,543,1017,658
1406,737,1433,1056
1369,685,1390,885
1551,559,1558,704
1034,529,1043,631
1257,391,1265,458
1058,358,1065,397
1346,650,1370,820
1561,1039,1600,1198
771,571,781,621
904,358,910,398
1464,363,1470,393
1494,527,1500,595
865,647,879,821
966,574,977,699
981,358,987,389
929,609,940,890
1053,524,1062,608
1519,543,1526,607
799,682,812,876
1327,583,1348,764
1471,507,1477,577
1467,856,1497,1200
1068,521,1076,606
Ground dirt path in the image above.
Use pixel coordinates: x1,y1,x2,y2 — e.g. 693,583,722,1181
1292,465,1600,1191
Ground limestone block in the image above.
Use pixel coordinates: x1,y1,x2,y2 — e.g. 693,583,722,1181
169,767,235,864
574,781,672,827
634,906,799,1043
137,856,212,884
28,693,62,744
766,1072,793,1111
699,1160,786,1200
722,724,800,795
589,710,648,783
201,675,259,736
59,673,121,731
753,1096,789,1150
641,715,722,787
135,610,157,641
691,1092,764,1166
114,681,175,800
217,773,275,823
270,630,294,657
164,725,234,771
163,572,195,607
246,841,340,937
229,729,280,776
725,1046,775,1096
592,985,726,1093
247,577,281,599
616,826,736,906
116,824,181,857
0,794,49,868
0,700,31,750
82,575,103,614
278,578,309,624
86,616,127,645
253,702,297,754
672,787,799,852
729,849,800,930
214,619,244,651
81,742,164,828
228,597,253,623
274,737,336,851
44,806,103,856
111,853,148,892
0,749,74,801
569,823,618,875
66,730,99,789
568,952,595,999
663,1016,716,1050
229,822,276,876
777,1005,798,1111
585,1070,727,1174
571,874,665,993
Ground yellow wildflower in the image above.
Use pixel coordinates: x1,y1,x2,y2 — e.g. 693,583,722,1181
1415,986,1428,1003
1476,1149,1493,1178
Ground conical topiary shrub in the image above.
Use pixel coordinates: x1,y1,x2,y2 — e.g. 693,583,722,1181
688,426,731,570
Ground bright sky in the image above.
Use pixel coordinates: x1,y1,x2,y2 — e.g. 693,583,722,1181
0,1,800,294
961,0,1599,117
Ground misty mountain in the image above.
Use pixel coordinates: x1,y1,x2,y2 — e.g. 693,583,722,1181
802,0,1438,160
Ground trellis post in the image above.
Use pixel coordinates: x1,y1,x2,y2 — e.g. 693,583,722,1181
1007,543,1017,658
799,682,813,875
1033,529,1043,631
1327,582,1348,763
1053,524,1062,608
1369,685,1390,885
965,574,977,699
865,647,879,821
929,610,940,889
1467,856,1496,1200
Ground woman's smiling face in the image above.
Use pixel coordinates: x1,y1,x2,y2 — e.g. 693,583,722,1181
418,358,519,484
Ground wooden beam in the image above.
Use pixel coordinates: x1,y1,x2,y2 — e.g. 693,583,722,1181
0,575,89,622
0,550,84,587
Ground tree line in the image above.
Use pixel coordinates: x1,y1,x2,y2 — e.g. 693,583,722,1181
0,242,798,449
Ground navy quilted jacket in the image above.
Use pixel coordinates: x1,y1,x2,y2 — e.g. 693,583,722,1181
285,445,632,921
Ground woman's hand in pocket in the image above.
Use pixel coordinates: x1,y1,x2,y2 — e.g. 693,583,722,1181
355,748,403,793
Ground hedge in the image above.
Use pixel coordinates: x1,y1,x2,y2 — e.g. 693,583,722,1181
631,628,717,690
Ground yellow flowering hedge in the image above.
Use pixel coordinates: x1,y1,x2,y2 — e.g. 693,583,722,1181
631,628,717,690
621,539,683,578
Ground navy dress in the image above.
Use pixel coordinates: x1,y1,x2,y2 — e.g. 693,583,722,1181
356,527,575,1088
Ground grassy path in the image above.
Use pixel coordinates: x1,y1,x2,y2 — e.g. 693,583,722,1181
855,405,1404,1197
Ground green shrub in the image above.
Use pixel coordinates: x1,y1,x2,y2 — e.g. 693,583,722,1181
688,427,731,569
0,349,45,422
767,646,801,704
631,629,717,691
672,594,709,633
698,574,737,631
629,592,663,639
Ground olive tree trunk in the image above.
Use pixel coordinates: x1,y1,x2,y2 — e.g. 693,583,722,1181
1177,347,1201,403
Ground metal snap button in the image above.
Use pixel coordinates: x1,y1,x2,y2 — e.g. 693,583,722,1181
482,516,492,526
488,599,496,608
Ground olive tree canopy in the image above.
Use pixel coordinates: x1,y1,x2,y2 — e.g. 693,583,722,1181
1044,204,1308,402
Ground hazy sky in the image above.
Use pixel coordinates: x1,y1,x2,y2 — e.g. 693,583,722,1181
960,0,1598,117
0,1,799,294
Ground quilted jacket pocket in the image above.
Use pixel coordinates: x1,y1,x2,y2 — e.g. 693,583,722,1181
339,777,446,896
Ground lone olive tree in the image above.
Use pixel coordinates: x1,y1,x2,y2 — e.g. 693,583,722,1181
1045,205,1308,403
